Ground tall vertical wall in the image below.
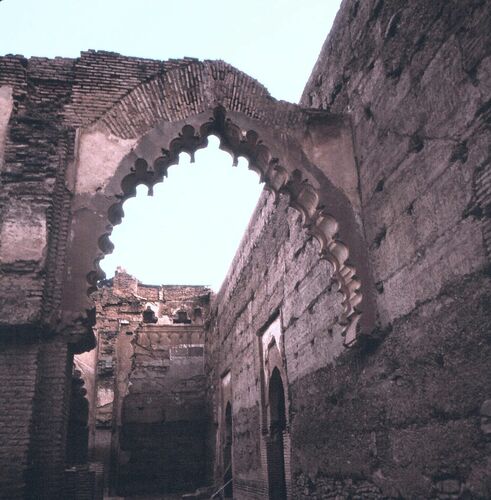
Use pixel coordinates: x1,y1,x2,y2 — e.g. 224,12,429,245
0,53,196,497
0,340,39,499
207,191,348,499
0,49,367,496
120,323,208,495
0,6,488,496
0,59,76,498
300,0,490,497
28,339,73,499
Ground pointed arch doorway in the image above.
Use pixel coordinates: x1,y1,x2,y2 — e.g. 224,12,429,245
223,401,233,499
267,368,287,500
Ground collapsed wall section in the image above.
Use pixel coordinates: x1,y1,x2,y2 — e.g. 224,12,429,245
87,270,212,495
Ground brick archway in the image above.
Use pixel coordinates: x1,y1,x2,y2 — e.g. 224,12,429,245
59,59,375,350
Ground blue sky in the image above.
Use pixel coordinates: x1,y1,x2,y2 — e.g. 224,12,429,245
0,0,341,289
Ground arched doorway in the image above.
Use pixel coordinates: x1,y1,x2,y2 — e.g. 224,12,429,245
59,62,372,496
223,401,233,498
0,55,374,499
63,79,374,351
267,368,287,500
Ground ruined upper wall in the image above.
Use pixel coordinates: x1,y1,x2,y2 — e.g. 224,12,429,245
0,52,168,335
90,272,211,495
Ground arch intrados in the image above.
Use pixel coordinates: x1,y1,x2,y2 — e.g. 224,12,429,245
88,106,361,346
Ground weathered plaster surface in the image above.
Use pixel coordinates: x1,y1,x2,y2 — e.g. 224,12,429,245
0,203,47,265
75,129,137,195
302,118,361,214
0,3,489,496
90,273,211,495
0,85,13,171
207,191,346,497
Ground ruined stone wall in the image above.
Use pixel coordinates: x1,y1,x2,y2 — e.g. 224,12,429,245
91,270,209,427
0,56,72,330
0,49,362,500
0,341,39,499
88,270,211,494
0,58,76,498
28,338,74,499
299,0,490,497
207,190,346,499
119,323,208,495
0,53,177,497
0,4,488,496
0,51,180,336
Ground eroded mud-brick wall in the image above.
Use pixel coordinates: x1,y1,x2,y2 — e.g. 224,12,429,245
88,270,211,495
0,52,179,498
3,48,336,497
298,0,490,498
0,57,76,498
0,1,489,496
0,341,39,498
207,190,347,499
120,323,208,495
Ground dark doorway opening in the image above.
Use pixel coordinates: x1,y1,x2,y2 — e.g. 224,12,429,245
268,368,287,500
223,402,233,498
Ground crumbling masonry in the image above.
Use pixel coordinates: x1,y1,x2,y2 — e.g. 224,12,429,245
0,0,490,498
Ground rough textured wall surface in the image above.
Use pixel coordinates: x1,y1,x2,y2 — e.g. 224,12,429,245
0,51,360,498
207,190,346,499
0,1,489,496
205,0,490,498
297,0,490,497
119,323,208,495
0,49,364,499
0,341,39,499
303,0,490,329
28,338,73,500
89,270,211,495
0,50,365,343
0,52,171,336
0,56,72,330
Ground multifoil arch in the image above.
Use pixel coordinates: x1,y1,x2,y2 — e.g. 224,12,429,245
88,107,362,346
61,61,376,349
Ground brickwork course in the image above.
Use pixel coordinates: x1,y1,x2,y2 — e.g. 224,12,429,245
0,0,490,498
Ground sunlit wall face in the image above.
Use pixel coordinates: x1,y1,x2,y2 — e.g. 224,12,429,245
100,136,264,290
